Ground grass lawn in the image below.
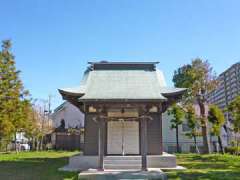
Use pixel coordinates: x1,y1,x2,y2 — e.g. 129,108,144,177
1,152,240,180
165,153,240,180
0,151,79,180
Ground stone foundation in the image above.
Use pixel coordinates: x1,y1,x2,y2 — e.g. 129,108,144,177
60,152,177,171
147,153,176,168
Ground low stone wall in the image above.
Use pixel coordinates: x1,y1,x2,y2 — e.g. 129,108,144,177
68,155,99,170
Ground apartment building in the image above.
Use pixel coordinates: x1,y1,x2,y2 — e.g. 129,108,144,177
207,62,240,144
207,62,240,118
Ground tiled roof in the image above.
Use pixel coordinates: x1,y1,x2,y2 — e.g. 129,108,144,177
59,62,186,102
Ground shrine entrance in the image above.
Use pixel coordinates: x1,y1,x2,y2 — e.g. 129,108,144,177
107,120,139,155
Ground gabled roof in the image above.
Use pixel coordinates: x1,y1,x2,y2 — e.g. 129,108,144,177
59,61,186,102
53,102,66,113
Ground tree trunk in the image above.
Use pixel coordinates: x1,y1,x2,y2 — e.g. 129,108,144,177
36,137,39,151
40,136,43,150
193,135,200,154
32,137,35,151
5,143,8,152
218,136,224,154
198,101,211,154
176,126,180,153
236,138,239,155
201,124,211,154
14,133,17,152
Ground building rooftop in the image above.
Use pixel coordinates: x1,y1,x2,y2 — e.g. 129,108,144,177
88,61,159,71
59,61,186,102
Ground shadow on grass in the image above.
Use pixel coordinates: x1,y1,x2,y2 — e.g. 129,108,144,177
0,156,78,180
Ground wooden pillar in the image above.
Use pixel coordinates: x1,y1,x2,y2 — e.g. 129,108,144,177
98,118,105,170
141,118,147,171
159,113,163,154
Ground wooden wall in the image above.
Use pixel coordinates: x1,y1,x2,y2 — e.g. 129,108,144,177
147,113,162,155
55,133,81,150
84,113,101,155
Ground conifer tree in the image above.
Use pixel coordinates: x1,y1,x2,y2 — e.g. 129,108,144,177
208,105,225,154
185,104,200,153
228,96,240,154
168,103,185,153
0,40,30,149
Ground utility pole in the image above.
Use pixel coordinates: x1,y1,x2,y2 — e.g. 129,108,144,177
47,94,52,128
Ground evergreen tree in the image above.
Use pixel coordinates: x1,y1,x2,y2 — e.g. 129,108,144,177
185,104,200,153
168,103,185,153
208,105,225,154
228,96,240,153
0,40,30,150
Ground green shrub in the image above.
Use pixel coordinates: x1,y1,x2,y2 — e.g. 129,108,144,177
225,146,240,155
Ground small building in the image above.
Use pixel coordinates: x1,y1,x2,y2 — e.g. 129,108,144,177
59,61,186,170
51,101,84,150
51,101,84,129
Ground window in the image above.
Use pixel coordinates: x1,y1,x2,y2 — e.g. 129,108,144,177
182,123,191,132
168,145,182,153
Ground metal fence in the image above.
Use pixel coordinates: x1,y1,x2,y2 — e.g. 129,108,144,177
162,141,220,153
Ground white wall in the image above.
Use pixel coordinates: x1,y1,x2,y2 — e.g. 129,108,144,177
16,132,28,142
162,112,203,153
51,102,84,129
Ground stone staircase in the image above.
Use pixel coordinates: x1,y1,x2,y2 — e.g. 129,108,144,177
104,156,142,170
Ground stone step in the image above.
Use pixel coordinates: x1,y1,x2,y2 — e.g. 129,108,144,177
104,156,141,160
104,159,141,165
104,164,142,170
104,156,142,170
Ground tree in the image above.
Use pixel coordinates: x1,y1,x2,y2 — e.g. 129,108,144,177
168,103,185,153
185,104,200,153
24,102,41,151
173,58,217,153
208,105,225,154
0,40,30,150
228,96,240,154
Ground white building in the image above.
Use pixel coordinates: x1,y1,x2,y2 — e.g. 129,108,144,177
51,101,85,150
162,112,203,153
51,101,84,129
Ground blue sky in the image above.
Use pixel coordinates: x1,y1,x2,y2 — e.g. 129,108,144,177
0,0,240,109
